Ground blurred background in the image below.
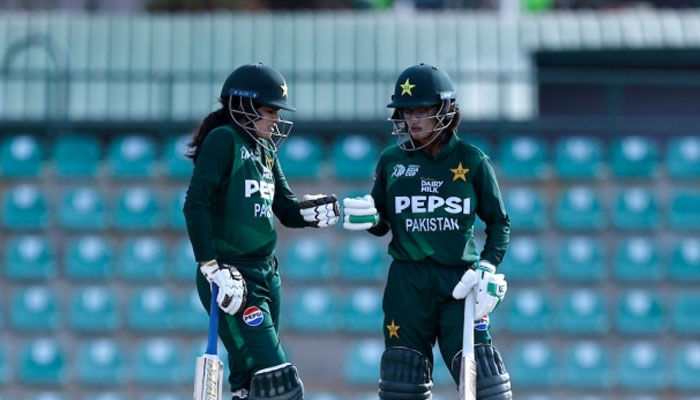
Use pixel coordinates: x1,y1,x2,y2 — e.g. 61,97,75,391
1,1,700,400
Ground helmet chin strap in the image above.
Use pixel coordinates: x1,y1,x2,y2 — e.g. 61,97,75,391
229,96,293,153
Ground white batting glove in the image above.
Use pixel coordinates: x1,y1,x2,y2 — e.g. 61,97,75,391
342,195,380,230
452,261,507,319
200,260,247,315
299,194,340,228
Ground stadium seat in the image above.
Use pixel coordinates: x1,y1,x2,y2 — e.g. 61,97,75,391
0,134,44,177
53,135,100,177
18,339,67,384
338,237,386,281
561,341,612,388
667,136,700,178
618,342,667,389
172,238,196,282
670,239,700,281
613,237,664,282
554,136,604,179
506,289,554,333
343,339,383,385
59,187,107,229
277,135,323,179
331,134,379,179
163,134,192,178
76,339,127,385
168,187,187,230
461,135,493,157
64,236,115,280
669,191,700,230
559,289,609,334
556,237,606,282
671,293,700,335
11,287,59,331
133,338,183,385
498,237,547,282
289,288,338,333
610,136,658,178
177,289,207,332
108,134,157,177
555,187,605,230
617,290,665,335
1,184,48,229
673,342,700,390
508,341,556,387
114,187,161,230
128,287,176,332
120,236,167,280
341,287,383,334
612,188,660,230
82,393,126,400
502,188,547,230
69,286,120,332
4,236,55,280
24,393,67,400
498,136,547,179
281,236,334,281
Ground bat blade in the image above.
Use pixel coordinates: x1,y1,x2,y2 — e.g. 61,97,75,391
194,284,224,400
459,290,477,400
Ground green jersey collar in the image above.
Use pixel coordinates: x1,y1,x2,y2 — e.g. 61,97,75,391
426,132,459,160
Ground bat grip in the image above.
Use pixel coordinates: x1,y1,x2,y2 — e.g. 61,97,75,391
206,283,220,356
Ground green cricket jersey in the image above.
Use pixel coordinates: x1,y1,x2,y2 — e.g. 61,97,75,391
369,134,510,267
184,124,306,262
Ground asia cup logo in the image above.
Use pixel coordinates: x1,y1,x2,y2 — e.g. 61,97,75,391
242,306,264,326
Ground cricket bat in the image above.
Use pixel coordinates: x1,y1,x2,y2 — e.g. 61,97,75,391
458,288,477,400
194,283,224,400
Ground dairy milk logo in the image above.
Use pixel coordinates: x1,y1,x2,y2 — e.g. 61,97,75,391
242,306,264,326
420,179,443,194
240,146,252,161
391,164,406,178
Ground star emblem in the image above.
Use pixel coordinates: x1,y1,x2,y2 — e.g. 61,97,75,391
386,320,400,339
280,82,288,97
450,162,469,182
400,78,415,96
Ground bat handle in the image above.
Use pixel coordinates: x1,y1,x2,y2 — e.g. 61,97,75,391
206,283,220,356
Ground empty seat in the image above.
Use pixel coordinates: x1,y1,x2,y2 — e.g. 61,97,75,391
289,288,338,333
0,134,44,177
343,339,383,385
108,134,157,177
133,338,183,384
114,187,161,230
69,286,120,332
341,287,383,334
669,191,700,230
502,188,547,230
163,134,192,178
667,136,700,178
82,393,126,400
281,236,334,281
559,289,609,334
120,236,167,280
614,237,664,282
338,237,386,281
76,339,127,385
331,134,379,179
671,292,700,335
669,239,700,281
59,187,107,229
498,136,547,179
509,341,556,387
612,188,660,230
18,339,67,384
617,290,665,335
506,289,554,333
498,237,547,282
11,287,59,331
618,342,667,389
168,188,187,230
64,236,115,280
556,237,606,282
53,135,100,177
2,184,48,229
555,187,604,230
4,236,55,280
177,289,207,333
673,342,700,390
277,135,323,179
610,136,658,178
561,341,612,388
554,136,604,179
128,287,176,332
172,238,197,282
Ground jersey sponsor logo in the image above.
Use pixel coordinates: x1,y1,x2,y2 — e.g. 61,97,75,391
395,195,471,214
420,179,443,193
391,164,406,178
262,165,273,180
475,315,489,331
240,146,253,161
245,179,275,200
242,306,264,326
405,217,460,232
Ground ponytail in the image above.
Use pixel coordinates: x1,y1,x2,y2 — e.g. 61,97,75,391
186,98,232,162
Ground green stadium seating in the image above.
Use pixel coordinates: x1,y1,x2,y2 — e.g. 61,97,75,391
4,236,55,280
341,287,383,334
614,237,664,282
59,187,106,229
24,394,67,400
667,136,700,178
612,188,660,230
82,394,126,400
64,236,115,280
18,339,67,384
461,135,493,157
669,191,700,230
281,236,335,281
506,289,554,333
177,289,207,332
432,347,454,387
331,134,379,179
556,237,606,282
673,343,700,390
277,135,324,179
11,287,59,331
343,339,383,385
561,341,612,388
508,341,556,387
618,342,667,389
670,239,700,281
76,339,127,385
498,136,547,179
559,289,609,334
141,394,185,400
120,237,167,281
172,238,196,282
169,188,187,230
617,290,665,335
133,338,183,385
502,188,547,230
289,288,339,333
555,187,605,230
338,237,386,281
114,187,161,230
554,136,604,179
307,393,343,400
69,286,120,332
1,185,48,229
671,293,700,334
53,135,100,178
0,343,7,384
498,237,547,282
108,135,157,177
128,287,176,332
163,134,192,178
610,136,658,178
0,134,44,177
518,396,554,400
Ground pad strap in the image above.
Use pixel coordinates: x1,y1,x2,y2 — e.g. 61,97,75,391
249,363,304,400
379,347,432,400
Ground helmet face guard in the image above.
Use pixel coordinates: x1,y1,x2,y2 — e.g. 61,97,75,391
229,96,293,153
389,98,456,152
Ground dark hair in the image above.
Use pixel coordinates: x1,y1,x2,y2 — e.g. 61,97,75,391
186,97,232,162
446,103,462,134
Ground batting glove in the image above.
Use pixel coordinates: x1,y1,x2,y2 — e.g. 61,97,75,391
200,260,247,315
452,260,507,318
299,194,340,228
342,195,380,230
